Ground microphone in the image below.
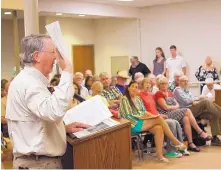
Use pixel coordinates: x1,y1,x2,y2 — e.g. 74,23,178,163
73,93,86,103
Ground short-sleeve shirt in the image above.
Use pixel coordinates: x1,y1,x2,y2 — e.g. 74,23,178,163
155,91,174,100
165,56,186,81
139,92,158,115
101,86,122,101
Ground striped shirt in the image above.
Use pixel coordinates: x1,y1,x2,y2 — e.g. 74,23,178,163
119,96,146,127
101,86,122,101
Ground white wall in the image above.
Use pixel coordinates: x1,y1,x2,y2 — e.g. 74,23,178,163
45,17,96,65
1,19,25,80
94,18,139,75
1,17,48,80
140,0,221,82
1,17,96,79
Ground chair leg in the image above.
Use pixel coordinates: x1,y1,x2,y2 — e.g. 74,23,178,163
136,136,142,160
138,135,144,160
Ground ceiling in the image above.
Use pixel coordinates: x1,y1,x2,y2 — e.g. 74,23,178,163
1,10,107,20
77,0,200,7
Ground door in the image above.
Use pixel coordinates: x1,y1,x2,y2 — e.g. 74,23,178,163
72,45,95,73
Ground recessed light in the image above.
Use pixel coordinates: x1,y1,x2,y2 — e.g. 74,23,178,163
4,12,12,15
79,14,85,17
56,13,62,16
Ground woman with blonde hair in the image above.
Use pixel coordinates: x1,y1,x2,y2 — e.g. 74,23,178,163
119,81,187,163
155,76,212,152
195,56,219,92
139,78,189,157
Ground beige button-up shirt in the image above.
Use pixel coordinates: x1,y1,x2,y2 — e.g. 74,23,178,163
6,66,74,157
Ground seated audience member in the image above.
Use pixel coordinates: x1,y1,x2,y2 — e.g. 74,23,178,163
74,72,89,98
110,75,118,87
168,71,184,92
129,56,151,80
153,47,166,76
148,73,159,95
174,76,221,146
84,76,93,94
139,78,189,157
85,69,93,78
72,83,81,107
92,75,100,83
1,79,8,98
115,70,130,94
202,78,221,101
83,69,93,86
50,77,59,87
155,76,212,152
1,132,13,169
134,72,144,90
100,72,122,109
88,82,118,118
195,56,219,93
53,73,61,79
119,81,186,163
87,81,109,106
1,81,10,137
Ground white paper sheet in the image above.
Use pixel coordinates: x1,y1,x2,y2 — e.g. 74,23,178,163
63,95,112,126
45,21,68,59
73,118,119,138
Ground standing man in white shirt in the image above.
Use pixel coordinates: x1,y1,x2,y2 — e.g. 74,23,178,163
6,34,89,169
202,78,221,101
165,45,187,81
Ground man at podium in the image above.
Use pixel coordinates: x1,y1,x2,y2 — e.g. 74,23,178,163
5,34,89,169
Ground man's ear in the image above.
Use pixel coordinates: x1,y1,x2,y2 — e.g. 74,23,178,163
32,51,40,63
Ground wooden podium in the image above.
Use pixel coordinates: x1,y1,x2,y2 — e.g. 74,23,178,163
62,118,132,169
215,89,221,132
215,89,221,107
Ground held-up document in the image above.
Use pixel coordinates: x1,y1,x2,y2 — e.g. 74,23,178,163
45,21,68,60
63,95,119,138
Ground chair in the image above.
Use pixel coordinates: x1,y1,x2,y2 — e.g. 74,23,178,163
131,132,154,160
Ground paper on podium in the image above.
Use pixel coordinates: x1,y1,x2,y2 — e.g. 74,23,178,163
63,95,112,126
45,21,68,60
63,95,119,138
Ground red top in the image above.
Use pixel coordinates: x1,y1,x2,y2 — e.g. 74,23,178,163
139,92,158,115
155,91,173,101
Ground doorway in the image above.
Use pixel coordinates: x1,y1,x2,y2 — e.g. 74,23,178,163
72,45,95,74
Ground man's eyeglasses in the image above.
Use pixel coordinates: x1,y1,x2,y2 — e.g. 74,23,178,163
40,50,56,55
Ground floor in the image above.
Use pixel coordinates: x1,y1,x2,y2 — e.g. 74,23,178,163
132,146,221,169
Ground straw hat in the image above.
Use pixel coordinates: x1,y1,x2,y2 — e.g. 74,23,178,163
117,70,130,79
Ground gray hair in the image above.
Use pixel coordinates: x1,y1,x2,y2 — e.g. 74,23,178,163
74,72,84,79
131,56,139,60
21,34,51,64
174,71,184,77
99,72,109,78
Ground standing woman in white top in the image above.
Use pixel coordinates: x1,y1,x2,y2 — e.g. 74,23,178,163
6,35,89,169
165,45,186,81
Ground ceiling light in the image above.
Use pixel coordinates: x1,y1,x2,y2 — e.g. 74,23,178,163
79,14,85,17
56,13,62,16
4,12,12,15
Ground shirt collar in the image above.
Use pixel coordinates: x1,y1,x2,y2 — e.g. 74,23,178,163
180,87,189,93
24,66,49,86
